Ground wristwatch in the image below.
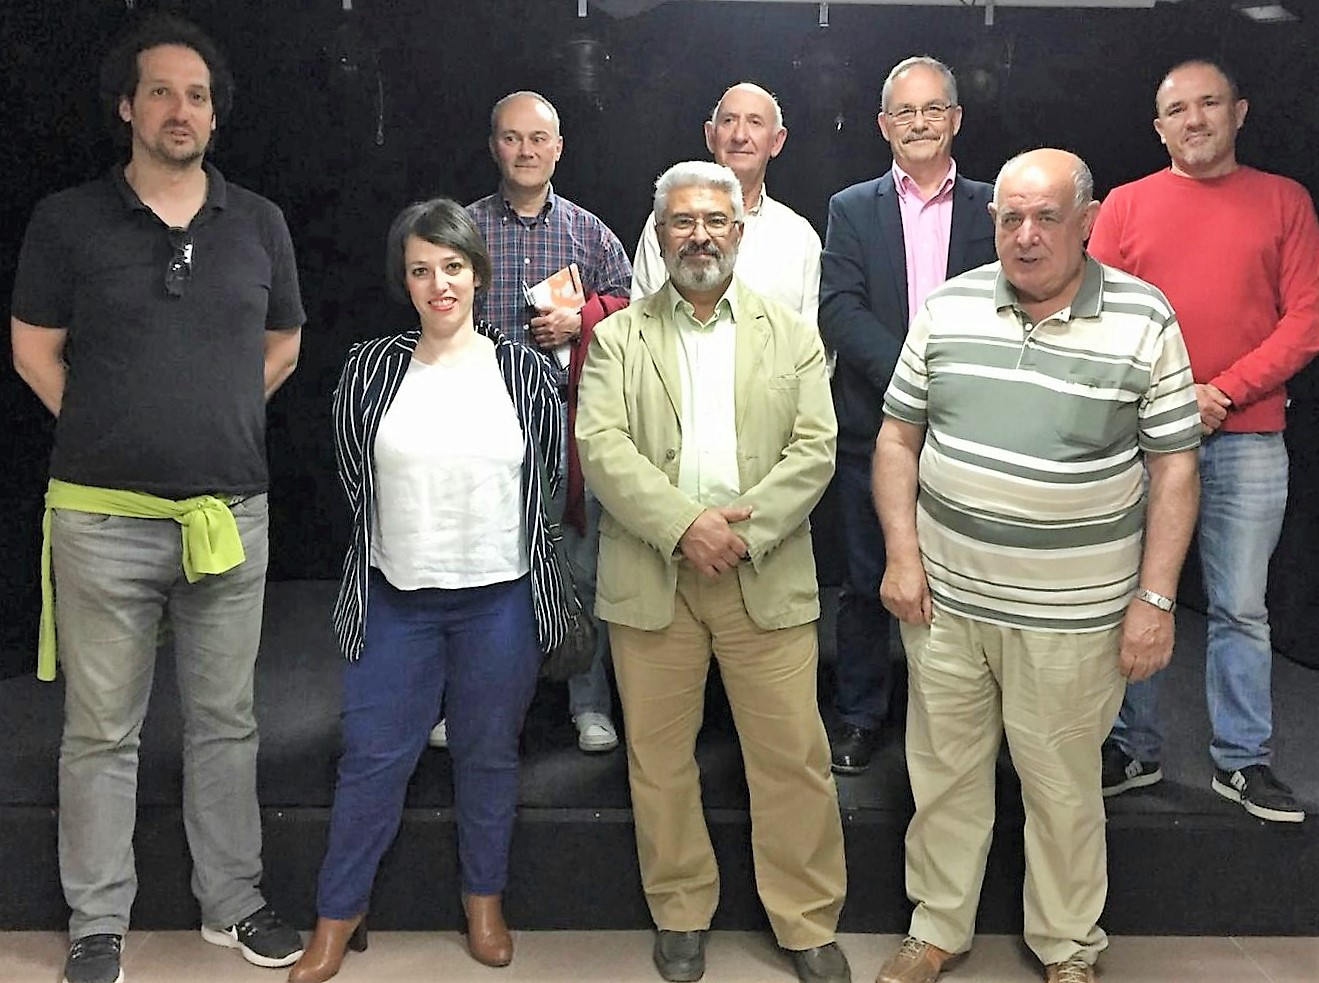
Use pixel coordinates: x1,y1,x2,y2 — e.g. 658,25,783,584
1133,587,1176,612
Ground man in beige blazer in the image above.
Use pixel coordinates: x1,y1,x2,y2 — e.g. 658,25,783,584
576,161,848,983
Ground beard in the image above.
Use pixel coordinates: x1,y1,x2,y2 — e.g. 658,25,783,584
665,240,737,292
140,124,210,169
1177,134,1226,167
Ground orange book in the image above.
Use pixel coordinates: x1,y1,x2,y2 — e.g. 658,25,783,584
525,264,587,367
526,263,586,311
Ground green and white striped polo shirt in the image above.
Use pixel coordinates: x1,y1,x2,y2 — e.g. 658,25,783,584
883,257,1201,632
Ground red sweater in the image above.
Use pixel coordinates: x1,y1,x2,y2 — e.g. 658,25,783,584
564,291,629,534
1089,166,1319,432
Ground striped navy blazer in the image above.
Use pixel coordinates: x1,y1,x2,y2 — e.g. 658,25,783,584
330,320,568,659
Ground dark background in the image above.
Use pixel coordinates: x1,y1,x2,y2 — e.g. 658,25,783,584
3,0,1318,677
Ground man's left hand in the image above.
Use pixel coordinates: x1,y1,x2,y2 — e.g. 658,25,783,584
1117,599,1174,681
529,306,582,348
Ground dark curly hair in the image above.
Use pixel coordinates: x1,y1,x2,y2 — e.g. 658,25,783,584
100,13,233,147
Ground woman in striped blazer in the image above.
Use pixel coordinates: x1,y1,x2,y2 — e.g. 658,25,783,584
290,199,566,983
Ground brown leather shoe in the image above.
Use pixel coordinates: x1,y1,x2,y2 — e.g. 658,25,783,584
874,936,964,983
463,893,513,967
287,915,367,983
1044,955,1095,983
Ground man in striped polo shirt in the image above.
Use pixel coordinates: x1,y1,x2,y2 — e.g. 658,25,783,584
872,149,1201,983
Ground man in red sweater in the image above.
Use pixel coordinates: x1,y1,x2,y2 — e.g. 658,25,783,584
1088,59,1319,823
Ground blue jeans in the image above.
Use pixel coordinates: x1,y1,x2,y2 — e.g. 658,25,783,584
560,396,611,719
1113,432,1287,770
831,450,893,730
564,490,612,718
316,570,541,917
51,496,271,939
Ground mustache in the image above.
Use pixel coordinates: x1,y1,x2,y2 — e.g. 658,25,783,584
678,241,722,260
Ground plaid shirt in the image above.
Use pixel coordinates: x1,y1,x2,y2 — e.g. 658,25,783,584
467,187,632,376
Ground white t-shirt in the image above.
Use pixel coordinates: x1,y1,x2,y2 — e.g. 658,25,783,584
370,334,528,589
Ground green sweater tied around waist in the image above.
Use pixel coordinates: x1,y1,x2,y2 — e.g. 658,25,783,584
38,479,247,681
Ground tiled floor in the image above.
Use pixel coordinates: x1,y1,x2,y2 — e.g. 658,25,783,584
3,931,1317,983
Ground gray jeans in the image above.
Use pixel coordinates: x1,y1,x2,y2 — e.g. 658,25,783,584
51,494,271,938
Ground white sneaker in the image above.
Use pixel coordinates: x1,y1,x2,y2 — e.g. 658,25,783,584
427,719,448,749
574,712,619,753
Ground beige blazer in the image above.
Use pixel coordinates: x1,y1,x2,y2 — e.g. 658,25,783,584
576,278,837,631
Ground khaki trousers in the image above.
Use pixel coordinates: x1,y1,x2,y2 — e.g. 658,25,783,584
609,565,846,950
900,610,1125,966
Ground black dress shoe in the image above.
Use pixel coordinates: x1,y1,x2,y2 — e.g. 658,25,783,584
831,724,879,774
653,929,707,982
789,942,852,983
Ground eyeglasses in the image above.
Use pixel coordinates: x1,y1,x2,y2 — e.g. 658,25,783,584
660,213,740,237
165,227,193,298
885,102,956,126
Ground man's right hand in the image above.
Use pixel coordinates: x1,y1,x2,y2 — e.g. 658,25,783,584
1196,382,1232,435
880,553,932,625
679,506,753,579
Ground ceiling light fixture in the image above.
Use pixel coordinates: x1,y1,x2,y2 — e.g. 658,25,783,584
1234,2,1299,22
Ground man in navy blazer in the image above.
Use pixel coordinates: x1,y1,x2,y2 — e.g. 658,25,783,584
820,56,996,775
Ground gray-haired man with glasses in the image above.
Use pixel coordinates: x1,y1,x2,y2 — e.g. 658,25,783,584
578,160,849,983
10,14,304,983
819,55,996,777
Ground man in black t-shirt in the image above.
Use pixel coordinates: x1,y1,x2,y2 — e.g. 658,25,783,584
10,15,305,983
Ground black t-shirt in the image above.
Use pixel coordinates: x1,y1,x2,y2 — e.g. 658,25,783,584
11,163,305,497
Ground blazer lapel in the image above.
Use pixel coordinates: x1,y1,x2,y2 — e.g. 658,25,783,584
947,177,983,277
734,283,771,430
875,175,910,328
638,292,684,423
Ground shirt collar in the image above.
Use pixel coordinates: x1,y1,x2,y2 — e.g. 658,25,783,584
497,183,556,224
111,160,227,216
746,186,771,218
666,277,739,326
892,159,957,204
994,255,1105,320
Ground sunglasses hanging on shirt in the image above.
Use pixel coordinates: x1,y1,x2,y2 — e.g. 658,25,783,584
165,227,193,298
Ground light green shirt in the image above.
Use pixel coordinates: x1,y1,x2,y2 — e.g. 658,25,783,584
668,281,741,508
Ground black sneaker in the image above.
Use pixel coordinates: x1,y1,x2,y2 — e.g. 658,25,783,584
1100,739,1162,797
1212,764,1306,823
200,904,304,968
63,934,123,983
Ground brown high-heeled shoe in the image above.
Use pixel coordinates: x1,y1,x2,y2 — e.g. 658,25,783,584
462,893,513,967
287,914,368,983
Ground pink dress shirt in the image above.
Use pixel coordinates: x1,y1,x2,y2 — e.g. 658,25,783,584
893,160,957,326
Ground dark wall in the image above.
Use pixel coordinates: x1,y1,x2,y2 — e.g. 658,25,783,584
3,0,1318,676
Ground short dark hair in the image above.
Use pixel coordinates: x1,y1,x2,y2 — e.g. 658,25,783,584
384,199,492,304
1155,59,1241,115
100,14,234,146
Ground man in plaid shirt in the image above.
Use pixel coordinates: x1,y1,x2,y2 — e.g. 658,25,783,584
457,90,631,754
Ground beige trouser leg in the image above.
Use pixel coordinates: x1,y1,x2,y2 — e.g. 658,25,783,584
610,566,846,947
708,570,845,949
1000,622,1125,966
903,611,1124,965
902,613,1003,955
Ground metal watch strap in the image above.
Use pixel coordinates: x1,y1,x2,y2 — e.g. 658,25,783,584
1133,587,1176,612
